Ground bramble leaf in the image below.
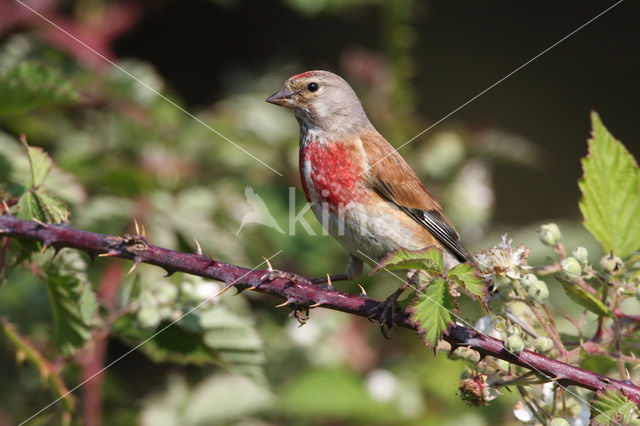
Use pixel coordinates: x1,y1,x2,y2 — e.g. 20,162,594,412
591,389,637,425
446,262,487,305
579,112,640,258
372,246,443,275
20,135,53,187
407,276,456,347
555,277,613,318
43,250,98,355
0,62,79,115
16,191,47,222
15,190,68,224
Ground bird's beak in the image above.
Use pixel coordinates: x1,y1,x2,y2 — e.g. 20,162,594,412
266,86,295,108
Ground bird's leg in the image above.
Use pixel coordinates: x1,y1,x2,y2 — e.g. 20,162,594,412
367,282,410,338
308,254,363,286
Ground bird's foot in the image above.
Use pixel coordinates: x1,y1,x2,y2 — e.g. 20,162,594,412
367,283,409,338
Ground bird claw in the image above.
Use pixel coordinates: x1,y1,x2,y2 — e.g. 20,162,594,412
368,282,409,338
367,292,404,339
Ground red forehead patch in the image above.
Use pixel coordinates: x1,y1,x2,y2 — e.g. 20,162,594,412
291,71,316,79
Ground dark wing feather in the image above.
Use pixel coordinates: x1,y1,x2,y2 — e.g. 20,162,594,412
363,133,471,262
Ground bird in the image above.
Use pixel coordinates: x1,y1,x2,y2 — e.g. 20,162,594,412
266,70,471,329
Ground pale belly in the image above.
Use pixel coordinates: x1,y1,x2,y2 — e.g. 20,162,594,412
309,198,426,265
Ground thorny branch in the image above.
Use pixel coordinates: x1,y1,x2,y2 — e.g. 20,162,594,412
1,214,640,406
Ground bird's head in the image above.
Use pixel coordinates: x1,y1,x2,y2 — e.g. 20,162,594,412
266,70,372,137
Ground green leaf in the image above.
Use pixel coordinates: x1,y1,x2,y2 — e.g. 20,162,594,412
200,306,265,378
16,191,47,222
591,389,637,425
43,250,97,355
407,276,456,347
35,191,68,223
372,246,444,275
113,304,265,379
21,135,53,187
0,62,79,115
579,112,640,258
446,262,487,305
555,277,613,318
141,374,273,426
15,190,67,224
277,368,397,422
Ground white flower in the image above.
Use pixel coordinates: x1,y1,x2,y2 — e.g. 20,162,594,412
513,401,534,423
475,234,530,279
366,369,398,402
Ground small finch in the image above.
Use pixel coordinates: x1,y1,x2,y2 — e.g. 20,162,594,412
267,70,471,327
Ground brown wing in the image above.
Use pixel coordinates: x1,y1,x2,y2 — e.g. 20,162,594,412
360,131,471,262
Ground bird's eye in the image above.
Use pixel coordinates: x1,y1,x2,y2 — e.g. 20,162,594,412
307,82,319,92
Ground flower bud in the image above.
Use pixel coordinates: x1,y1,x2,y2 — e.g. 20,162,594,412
507,325,521,336
561,257,582,281
534,336,553,353
550,419,569,426
527,280,549,304
137,307,161,328
520,273,538,290
539,223,561,246
571,246,589,264
504,334,524,355
600,254,622,273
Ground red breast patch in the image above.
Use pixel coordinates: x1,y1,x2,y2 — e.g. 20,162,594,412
300,141,365,212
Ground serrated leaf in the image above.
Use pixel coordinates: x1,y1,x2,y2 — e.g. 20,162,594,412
407,276,456,347
16,191,47,222
36,191,68,223
43,250,97,355
555,277,613,318
0,62,79,115
579,112,640,258
372,246,444,275
15,190,67,224
447,262,487,305
591,389,637,425
21,136,53,187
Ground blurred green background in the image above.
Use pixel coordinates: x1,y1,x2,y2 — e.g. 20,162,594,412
0,0,638,424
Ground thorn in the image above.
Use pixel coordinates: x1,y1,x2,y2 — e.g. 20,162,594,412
163,269,175,277
141,225,147,238
127,258,141,276
40,242,50,254
262,256,273,271
357,284,367,296
214,284,233,298
275,300,291,308
309,302,324,308
98,251,119,257
326,274,334,289
134,219,140,235
208,255,216,265
50,246,62,261
194,239,203,255
52,205,66,224
625,368,632,381
246,286,257,291
2,200,10,214
32,218,46,227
